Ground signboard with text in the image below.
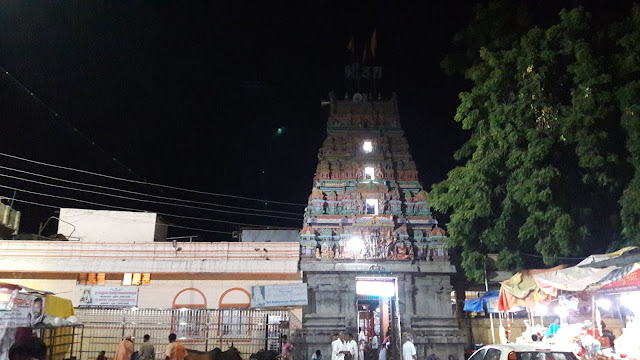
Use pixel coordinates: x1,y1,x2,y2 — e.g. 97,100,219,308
250,283,308,308
77,287,139,308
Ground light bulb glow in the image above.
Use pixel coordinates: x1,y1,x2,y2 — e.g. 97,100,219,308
534,304,548,316
596,298,612,311
347,236,365,254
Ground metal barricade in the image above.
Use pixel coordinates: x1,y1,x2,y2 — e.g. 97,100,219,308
33,324,84,360
75,308,290,360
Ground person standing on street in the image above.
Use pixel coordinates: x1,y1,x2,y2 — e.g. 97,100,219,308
115,336,134,360
402,334,416,360
278,335,293,360
165,333,187,360
370,333,379,360
331,332,349,360
358,329,366,360
139,335,155,360
345,333,358,360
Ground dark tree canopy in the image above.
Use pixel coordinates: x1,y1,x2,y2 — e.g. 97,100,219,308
434,4,639,281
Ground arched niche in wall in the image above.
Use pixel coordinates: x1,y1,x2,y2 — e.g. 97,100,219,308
217,287,251,338
172,287,207,309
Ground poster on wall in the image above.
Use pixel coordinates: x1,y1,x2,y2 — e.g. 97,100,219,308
250,283,308,308
77,287,139,308
0,293,46,327
0,288,18,311
0,292,47,360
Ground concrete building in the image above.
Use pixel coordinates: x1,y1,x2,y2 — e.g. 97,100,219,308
0,210,302,359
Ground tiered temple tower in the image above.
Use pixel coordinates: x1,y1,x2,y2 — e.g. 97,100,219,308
295,66,464,360
299,92,448,261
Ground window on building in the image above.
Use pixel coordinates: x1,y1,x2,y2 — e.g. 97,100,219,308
122,273,133,286
363,141,373,153
142,273,151,285
132,273,142,285
365,199,378,215
364,167,375,180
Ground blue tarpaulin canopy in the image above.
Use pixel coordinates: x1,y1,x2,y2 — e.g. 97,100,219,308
463,290,500,312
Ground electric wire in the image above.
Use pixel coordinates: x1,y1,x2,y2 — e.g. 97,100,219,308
0,65,150,184
0,165,301,216
0,196,232,235
0,152,307,206
0,184,299,229
0,172,302,221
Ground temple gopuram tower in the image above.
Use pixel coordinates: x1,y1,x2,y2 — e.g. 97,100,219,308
294,59,465,360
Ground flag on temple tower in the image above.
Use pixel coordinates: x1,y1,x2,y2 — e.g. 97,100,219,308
347,35,354,53
370,29,377,59
362,44,368,63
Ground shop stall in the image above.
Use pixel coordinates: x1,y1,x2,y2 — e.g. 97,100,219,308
0,283,81,360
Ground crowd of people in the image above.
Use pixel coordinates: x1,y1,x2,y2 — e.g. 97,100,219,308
7,329,420,360
328,330,416,360
111,333,187,360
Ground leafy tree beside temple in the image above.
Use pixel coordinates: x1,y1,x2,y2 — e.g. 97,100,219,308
433,4,640,281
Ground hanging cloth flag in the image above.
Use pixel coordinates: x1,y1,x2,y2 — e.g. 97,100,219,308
362,44,368,64
370,29,377,59
347,35,355,53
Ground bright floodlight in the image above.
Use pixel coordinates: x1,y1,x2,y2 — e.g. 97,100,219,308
534,303,548,316
347,236,365,254
363,141,373,152
621,292,640,314
356,280,395,297
365,199,379,215
596,298,612,311
554,306,569,318
364,167,375,180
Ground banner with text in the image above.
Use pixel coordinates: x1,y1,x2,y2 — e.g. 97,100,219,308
0,292,47,360
77,287,139,308
250,283,307,308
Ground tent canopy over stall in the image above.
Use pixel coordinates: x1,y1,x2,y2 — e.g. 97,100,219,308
497,266,565,312
532,247,640,295
464,291,500,313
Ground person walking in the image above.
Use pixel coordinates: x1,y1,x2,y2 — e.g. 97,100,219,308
278,335,293,360
402,334,416,360
165,334,187,360
115,336,134,360
139,335,155,360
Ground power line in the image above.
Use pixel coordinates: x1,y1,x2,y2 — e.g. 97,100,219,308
521,252,586,260
0,172,302,221
0,152,307,207
0,184,298,229
0,65,149,183
0,165,301,216
0,195,232,235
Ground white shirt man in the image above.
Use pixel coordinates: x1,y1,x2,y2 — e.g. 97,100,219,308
345,334,359,360
402,335,417,360
371,335,378,350
358,329,366,360
332,333,347,360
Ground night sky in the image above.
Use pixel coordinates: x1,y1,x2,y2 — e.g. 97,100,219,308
0,1,631,240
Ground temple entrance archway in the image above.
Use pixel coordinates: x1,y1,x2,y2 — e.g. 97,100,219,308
356,277,401,360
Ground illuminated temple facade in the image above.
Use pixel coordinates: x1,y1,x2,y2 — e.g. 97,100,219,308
295,81,464,360
299,91,448,261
